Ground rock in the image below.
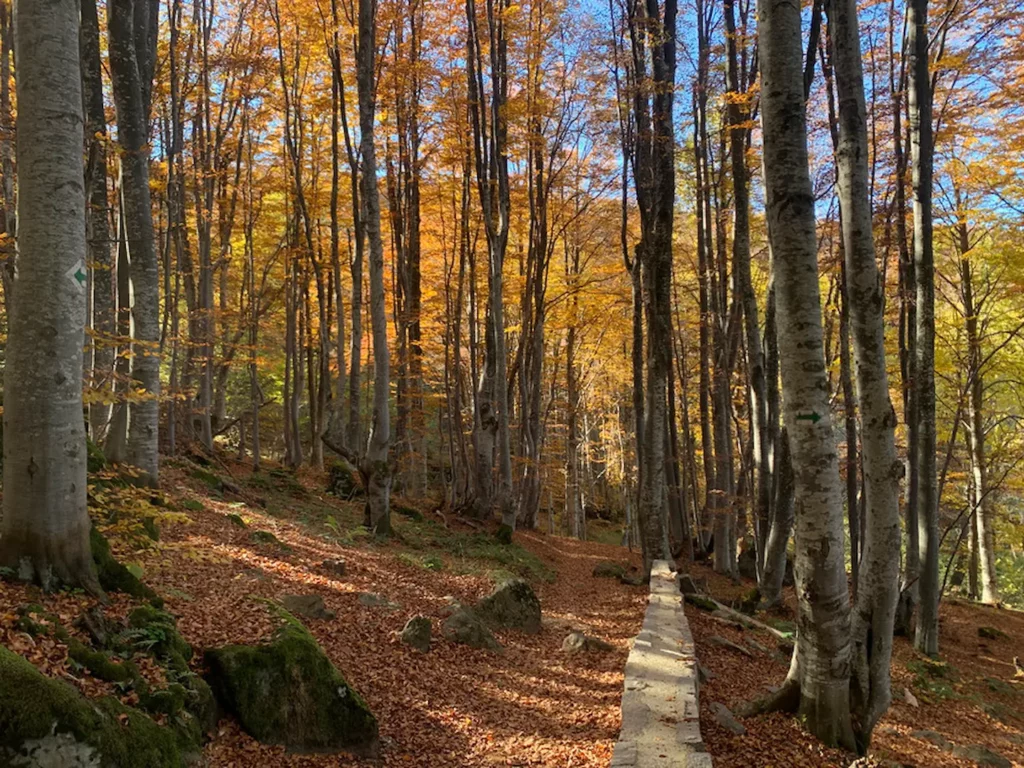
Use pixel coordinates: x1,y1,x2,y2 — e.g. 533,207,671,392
280,594,335,621
357,593,400,611
903,687,919,708
441,608,501,651
205,613,377,754
978,626,1007,640
592,561,627,579
951,745,1011,768
911,729,951,750
676,573,705,595
0,645,196,768
321,559,347,577
495,524,513,545
561,632,613,654
684,594,717,612
697,662,715,684
327,462,363,500
711,703,746,736
707,635,753,657
619,572,646,587
474,579,541,634
400,616,431,653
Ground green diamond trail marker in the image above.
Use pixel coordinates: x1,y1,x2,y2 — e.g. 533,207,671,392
65,259,86,295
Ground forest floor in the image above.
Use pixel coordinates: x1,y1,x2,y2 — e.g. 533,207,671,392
692,562,1024,768
0,455,647,767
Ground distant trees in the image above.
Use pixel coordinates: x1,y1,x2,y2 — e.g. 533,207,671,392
0,0,98,592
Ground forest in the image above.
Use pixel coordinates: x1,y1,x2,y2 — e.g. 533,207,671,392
0,0,1024,764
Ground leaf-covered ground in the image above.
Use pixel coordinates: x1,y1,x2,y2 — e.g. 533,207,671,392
689,562,1024,767
0,457,647,767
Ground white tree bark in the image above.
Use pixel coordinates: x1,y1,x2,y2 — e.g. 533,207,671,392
0,0,99,593
759,0,854,749
828,0,903,741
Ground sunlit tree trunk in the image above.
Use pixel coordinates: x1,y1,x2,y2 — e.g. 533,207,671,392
0,0,99,593
828,0,902,742
908,0,939,656
109,0,160,485
758,0,854,748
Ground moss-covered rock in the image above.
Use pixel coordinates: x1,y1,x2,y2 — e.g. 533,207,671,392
327,462,363,500
226,513,247,529
204,612,377,754
0,645,196,767
90,527,163,608
441,608,501,651
474,579,541,634
67,639,143,688
127,606,192,664
592,561,627,579
495,524,513,545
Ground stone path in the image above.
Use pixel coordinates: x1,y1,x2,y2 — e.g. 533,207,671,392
612,560,712,768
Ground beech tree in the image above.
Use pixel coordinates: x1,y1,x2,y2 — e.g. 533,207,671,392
756,0,855,749
0,0,99,593
108,0,160,485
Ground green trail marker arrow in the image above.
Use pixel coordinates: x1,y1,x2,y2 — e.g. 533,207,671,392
796,411,822,424
65,259,87,295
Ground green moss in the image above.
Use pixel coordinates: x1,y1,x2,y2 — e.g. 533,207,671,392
495,524,513,545
90,527,163,608
190,467,222,490
181,499,205,512
204,613,377,753
251,530,282,546
979,626,1008,640
67,639,142,688
685,593,718,612
0,645,195,767
126,606,192,663
592,561,627,579
226,513,248,529
393,503,423,522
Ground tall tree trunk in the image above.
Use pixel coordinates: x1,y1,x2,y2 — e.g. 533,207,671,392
356,0,392,534
908,0,939,656
957,214,998,604
828,0,903,742
0,0,99,593
758,0,854,748
81,0,114,442
109,0,160,484
725,0,768,578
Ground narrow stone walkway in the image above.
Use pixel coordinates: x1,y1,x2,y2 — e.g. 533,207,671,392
612,560,712,767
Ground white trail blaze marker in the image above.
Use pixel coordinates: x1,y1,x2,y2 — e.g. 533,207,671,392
66,259,86,294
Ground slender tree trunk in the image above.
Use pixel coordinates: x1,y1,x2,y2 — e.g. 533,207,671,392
0,0,100,593
957,215,998,604
109,0,160,484
828,0,903,742
759,0,854,748
81,0,114,442
356,0,392,534
908,0,939,656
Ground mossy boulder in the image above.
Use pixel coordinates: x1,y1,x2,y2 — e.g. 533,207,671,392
592,561,627,579
474,578,541,634
90,527,163,608
441,608,501,651
204,612,377,754
0,645,196,767
327,462,363,500
400,616,431,653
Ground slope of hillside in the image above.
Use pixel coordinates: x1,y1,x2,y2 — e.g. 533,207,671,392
0,456,647,767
